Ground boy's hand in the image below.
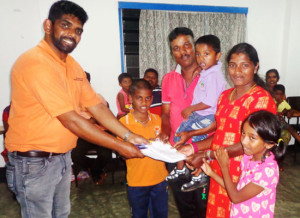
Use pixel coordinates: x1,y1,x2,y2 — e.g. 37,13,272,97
157,132,169,144
173,131,191,148
181,107,193,119
215,147,229,168
201,158,213,176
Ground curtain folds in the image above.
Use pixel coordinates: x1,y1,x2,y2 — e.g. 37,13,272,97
139,10,247,85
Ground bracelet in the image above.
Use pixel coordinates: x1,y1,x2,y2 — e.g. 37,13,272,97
189,144,195,155
191,142,199,153
205,150,213,161
123,130,131,142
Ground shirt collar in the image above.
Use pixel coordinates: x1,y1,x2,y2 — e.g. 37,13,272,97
200,61,222,77
38,39,70,65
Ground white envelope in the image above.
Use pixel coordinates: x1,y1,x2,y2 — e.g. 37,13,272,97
140,140,186,163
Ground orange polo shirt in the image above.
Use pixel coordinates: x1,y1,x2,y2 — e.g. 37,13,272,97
6,40,100,153
119,111,168,187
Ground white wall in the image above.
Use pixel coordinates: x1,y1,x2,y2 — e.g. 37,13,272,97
0,0,300,166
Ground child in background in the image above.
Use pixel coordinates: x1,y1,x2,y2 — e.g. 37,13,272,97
143,68,162,116
274,84,291,116
119,79,168,218
116,73,132,119
167,35,227,192
273,84,292,146
202,110,286,218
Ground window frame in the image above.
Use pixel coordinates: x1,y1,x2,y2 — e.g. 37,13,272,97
118,2,248,73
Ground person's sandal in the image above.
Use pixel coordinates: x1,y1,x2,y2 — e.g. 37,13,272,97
181,173,208,192
165,166,187,181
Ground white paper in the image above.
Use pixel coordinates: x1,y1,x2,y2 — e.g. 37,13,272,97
140,140,186,163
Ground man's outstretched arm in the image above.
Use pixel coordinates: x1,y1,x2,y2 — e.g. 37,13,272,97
87,103,148,145
57,109,144,159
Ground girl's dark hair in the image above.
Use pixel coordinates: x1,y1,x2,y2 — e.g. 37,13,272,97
227,43,267,90
48,0,88,25
129,79,152,95
118,73,132,83
243,110,286,161
266,69,280,81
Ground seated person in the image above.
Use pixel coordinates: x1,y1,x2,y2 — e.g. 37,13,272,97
273,84,292,146
71,72,111,184
286,109,300,143
143,68,162,116
116,73,132,119
265,69,280,96
1,104,11,163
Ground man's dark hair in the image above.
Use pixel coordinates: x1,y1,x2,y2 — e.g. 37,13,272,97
129,79,152,95
195,35,221,54
273,84,286,94
168,27,194,43
118,73,132,84
144,68,158,78
48,0,88,25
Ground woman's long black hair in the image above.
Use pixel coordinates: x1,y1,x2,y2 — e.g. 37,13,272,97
227,43,267,90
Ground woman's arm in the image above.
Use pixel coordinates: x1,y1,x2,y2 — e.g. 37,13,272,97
186,142,244,168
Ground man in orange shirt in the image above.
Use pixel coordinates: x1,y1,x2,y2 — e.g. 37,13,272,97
5,1,145,217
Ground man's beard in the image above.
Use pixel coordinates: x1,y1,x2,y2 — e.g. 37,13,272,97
51,33,77,54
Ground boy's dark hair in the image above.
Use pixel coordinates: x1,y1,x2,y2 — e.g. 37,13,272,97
48,0,88,25
129,79,152,95
243,110,286,161
144,68,158,78
273,84,285,94
168,27,194,43
266,69,280,81
195,35,221,53
118,73,132,84
227,43,266,90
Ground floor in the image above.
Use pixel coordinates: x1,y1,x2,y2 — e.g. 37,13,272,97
0,147,299,218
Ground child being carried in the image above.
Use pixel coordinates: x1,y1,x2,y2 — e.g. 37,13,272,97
166,35,227,192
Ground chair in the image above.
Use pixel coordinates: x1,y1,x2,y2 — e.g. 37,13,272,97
286,96,300,162
72,149,126,187
72,131,127,187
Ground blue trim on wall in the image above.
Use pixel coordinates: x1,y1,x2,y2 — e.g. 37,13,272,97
119,2,248,14
118,8,125,73
118,2,248,73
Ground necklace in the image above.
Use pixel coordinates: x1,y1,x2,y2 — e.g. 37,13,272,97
132,113,150,125
229,83,257,101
